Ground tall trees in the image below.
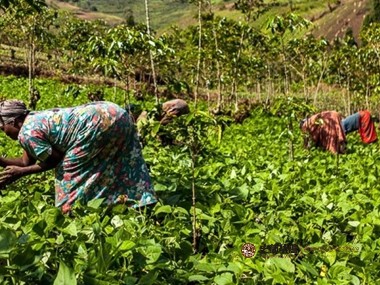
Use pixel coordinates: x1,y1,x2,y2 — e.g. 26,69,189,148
144,0,158,103
0,0,378,115
1,0,55,108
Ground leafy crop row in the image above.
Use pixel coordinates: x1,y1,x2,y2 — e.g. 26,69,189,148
0,76,379,284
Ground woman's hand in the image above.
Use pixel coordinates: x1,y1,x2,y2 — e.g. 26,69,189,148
0,166,26,188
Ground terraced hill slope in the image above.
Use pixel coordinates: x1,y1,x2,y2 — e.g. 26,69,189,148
47,0,370,42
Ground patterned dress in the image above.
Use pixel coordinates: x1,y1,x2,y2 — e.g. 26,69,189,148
18,101,157,213
302,111,346,154
358,110,377,144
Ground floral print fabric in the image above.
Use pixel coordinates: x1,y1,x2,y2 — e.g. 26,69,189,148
18,101,157,213
302,111,346,154
358,110,377,144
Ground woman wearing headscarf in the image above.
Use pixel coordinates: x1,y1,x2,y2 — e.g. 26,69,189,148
300,111,346,154
126,99,190,126
159,99,190,125
341,110,377,144
0,99,157,213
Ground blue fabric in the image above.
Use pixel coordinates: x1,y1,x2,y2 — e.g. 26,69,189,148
341,112,360,134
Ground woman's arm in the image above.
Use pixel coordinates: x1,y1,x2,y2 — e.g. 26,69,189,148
0,151,36,168
0,149,63,187
18,150,62,175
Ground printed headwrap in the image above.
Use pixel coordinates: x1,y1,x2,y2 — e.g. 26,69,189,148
0,99,30,127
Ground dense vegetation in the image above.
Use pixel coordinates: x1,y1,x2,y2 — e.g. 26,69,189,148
1,1,379,115
1,76,380,284
364,0,380,26
0,0,380,284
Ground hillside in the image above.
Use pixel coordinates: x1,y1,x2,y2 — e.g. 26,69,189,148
311,0,370,42
46,0,125,25
48,0,371,42
47,0,195,29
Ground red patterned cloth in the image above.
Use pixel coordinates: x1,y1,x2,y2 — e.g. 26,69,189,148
358,110,377,144
302,111,346,154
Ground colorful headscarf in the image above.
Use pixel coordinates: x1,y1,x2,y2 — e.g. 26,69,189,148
0,99,30,127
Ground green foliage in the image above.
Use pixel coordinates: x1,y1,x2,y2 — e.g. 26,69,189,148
0,0,46,12
0,76,380,283
1,1,378,115
363,0,380,26
267,13,311,36
0,2,379,283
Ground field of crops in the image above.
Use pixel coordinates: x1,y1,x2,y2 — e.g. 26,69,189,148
1,76,380,284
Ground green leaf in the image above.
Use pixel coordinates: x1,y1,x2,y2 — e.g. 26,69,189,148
145,246,162,264
62,222,78,237
111,215,124,228
348,221,360,227
87,198,105,209
120,240,136,251
325,250,336,266
299,261,319,276
151,122,161,137
138,270,158,285
83,275,115,285
195,262,216,273
270,258,295,273
214,273,234,285
351,275,360,285
173,207,189,216
226,262,242,275
328,263,349,278
0,227,16,256
42,207,61,228
56,234,64,245
238,183,249,199
124,276,138,285
154,205,171,215
188,275,209,282
153,183,166,191
54,261,77,285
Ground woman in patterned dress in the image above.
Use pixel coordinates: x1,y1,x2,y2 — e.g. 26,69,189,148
300,111,347,154
0,99,157,213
